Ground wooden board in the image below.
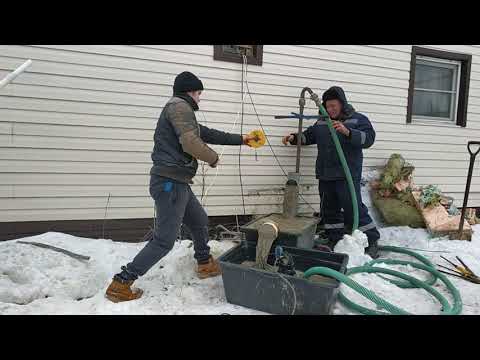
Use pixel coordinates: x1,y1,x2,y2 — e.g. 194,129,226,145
411,191,472,240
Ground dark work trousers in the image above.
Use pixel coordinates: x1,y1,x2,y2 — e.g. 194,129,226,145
319,179,380,248
124,176,211,278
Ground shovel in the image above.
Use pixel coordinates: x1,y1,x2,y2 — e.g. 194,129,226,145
458,141,480,240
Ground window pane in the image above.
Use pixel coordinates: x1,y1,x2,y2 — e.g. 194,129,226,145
222,45,254,57
414,63,455,91
223,45,240,54
412,90,452,119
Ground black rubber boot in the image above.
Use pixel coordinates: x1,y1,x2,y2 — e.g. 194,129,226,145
365,243,379,259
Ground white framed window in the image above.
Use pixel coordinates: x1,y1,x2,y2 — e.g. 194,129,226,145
412,56,461,123
407,46,472,127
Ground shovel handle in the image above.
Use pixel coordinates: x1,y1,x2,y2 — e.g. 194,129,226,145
467,141,480,157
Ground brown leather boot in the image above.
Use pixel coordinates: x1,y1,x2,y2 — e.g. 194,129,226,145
197,256,222,279
105,278,143,303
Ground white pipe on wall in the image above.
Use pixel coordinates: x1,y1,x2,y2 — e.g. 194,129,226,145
0,59,32,89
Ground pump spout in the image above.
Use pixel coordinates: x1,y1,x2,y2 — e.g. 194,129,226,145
300,86,314,99
289,87,323,216
295,87,314,173
295,87,321,173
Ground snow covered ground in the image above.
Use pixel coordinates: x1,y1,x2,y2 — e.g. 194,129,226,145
1,225,479,315
0,233,263,315
1,176,479,315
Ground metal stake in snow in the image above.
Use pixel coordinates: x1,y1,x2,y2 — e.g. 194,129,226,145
17,241,90,261
0,59,32,89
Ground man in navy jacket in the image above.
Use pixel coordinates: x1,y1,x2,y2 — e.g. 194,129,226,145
283,86,380,258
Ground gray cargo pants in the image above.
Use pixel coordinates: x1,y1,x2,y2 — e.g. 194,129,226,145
123,175,211,279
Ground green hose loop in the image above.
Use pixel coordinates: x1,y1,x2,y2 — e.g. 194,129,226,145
302,99,462,315
304,266,409,315
304,247,463,315
343,261,461,315
369,246,438,288
341,265,451,315
318,104,359,232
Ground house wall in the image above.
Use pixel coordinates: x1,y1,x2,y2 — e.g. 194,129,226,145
1,45,479,224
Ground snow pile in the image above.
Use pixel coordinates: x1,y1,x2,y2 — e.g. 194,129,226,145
1,224,480,315
333,230,372,267
0,233,263,315
361,169,385,228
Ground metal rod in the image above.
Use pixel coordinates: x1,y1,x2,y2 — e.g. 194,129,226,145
456,256,476,276
436,263,464,276
17,241,90,261
295,87,314,173
274,113,326,120
295,104,304,173
441,256,459,269
437,269,468,280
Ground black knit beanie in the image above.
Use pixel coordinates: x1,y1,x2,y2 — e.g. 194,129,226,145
173,71,204,95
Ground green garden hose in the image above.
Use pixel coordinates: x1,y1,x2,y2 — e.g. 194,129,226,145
318,105,359,231
302,103,462,315
304,246,462,315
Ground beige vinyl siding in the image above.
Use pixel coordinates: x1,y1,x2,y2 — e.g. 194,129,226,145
0,44,479,222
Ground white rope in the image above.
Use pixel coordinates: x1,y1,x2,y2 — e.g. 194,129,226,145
201,55,249,206
199,111,208,202
200,54,316,214
243,53,317,213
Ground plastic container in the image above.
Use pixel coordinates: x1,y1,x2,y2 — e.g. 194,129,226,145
218,242,349,315
240,214,319,249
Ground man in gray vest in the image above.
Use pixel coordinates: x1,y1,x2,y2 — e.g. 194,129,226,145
106,71,257,302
